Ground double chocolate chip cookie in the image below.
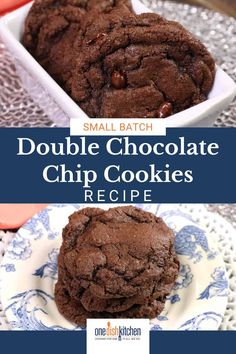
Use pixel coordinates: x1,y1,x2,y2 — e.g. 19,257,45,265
71,12,216,118
55,206,179,326
23,0,132,88
23,1,215,118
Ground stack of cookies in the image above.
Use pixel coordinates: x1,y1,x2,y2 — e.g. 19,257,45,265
23,0,215,118
55,206,179,326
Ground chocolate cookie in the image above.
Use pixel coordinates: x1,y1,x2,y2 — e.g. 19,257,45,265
86,0,132,14
55,206,179,326
23,0,132,87
71,12,215,118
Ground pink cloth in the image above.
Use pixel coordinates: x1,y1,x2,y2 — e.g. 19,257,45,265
0,0,30,16
0,204,48,229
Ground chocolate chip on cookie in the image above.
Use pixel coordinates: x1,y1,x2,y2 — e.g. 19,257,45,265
71,12,215,118
23,0,133,89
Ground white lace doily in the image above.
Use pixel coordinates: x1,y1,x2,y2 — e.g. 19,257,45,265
0,204,236,330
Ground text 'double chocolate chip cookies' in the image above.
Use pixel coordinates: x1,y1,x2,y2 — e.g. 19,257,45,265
55,206,180,326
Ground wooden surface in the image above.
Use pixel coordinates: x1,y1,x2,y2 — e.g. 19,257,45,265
171,0,236,18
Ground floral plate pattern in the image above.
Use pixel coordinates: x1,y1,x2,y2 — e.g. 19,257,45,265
0,204,228,330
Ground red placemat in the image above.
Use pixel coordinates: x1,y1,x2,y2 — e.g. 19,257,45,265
0,0,30,16
0,204,48,229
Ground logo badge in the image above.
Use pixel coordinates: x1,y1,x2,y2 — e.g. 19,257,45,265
87,319,149,354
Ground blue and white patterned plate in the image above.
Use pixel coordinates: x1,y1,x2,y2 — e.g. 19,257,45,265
0,204,229,330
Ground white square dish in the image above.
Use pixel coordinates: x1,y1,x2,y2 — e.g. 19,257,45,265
0,0,235,127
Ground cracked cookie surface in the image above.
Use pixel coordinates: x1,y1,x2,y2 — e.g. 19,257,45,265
71,12,216,118
55,206,179,326
23,0,132,88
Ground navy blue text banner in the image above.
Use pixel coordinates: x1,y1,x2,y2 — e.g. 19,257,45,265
0,127,235,203
0,331,234,354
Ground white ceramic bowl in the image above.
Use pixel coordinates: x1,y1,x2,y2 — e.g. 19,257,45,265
0,0,235,127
